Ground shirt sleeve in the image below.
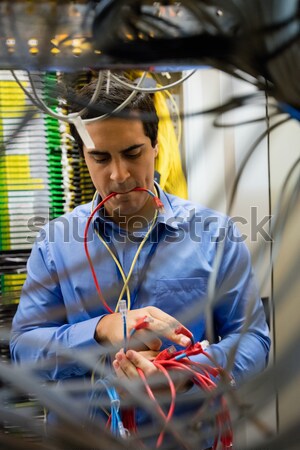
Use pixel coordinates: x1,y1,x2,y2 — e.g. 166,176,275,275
10,230,104,381
191,221,271,387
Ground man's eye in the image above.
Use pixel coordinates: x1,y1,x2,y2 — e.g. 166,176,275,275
93,156,109,164
125,151,141,159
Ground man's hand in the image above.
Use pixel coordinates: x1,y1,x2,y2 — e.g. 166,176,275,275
113,349,157,378
95,306,191,351
113,349,192,394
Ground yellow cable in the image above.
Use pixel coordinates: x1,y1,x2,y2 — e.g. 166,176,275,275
95,228,131,309
153,89,188,199
114,208,158,312
91,190,158,313
90,189,159,389
91,191,131,310
158,84,182,147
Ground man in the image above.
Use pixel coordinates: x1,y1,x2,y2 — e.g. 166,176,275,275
10,74,270,449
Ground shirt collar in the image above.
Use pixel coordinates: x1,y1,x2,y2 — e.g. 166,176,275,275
154,183,180,230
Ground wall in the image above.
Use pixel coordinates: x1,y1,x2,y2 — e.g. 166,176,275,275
182,67,293,446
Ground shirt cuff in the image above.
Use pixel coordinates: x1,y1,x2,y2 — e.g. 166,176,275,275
68,315,107,350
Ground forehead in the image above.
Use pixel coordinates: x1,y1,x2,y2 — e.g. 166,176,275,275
85,117,145,138
84,117,150,152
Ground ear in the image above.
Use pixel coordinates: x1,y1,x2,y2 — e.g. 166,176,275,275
154,143,159,157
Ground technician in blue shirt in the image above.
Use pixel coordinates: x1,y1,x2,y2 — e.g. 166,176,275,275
10,75,270,448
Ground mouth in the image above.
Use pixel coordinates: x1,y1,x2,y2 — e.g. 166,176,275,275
110,187,136,196
109,190,136,202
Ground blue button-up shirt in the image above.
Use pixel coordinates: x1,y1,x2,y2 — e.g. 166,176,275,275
10,184,270,395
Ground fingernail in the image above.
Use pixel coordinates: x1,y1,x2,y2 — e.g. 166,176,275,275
116,353,123,362
113,360,119,369
180,336,191,347
126,350,133,359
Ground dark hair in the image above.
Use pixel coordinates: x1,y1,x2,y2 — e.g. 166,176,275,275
68,74,159,153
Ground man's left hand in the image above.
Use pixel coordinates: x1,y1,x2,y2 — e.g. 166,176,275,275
113,349,192,393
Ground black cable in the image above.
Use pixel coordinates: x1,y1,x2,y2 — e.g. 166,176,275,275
63,75,269,123
135,10,185,35
227,116,290,212
265,84,279,435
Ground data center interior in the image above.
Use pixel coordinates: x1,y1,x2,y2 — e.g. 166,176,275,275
0,1,299,450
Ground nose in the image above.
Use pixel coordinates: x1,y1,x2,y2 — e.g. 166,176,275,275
109,159,130,184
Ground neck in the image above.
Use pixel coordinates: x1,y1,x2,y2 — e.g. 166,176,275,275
111,195,157,233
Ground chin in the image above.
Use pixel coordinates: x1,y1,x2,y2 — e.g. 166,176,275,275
119,205,141,217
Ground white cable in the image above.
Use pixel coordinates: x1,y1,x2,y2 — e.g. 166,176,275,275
72,116,95,149
110,69,197,93
83,70,148,123
10,70,148,126
27,70,105,121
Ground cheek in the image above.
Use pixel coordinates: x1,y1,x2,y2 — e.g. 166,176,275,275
85,163,106,188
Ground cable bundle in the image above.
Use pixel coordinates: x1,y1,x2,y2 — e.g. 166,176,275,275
91,0,300,109
58,73,94,212
0,70,49,250
43,73,64,220
151,345,232,449
118,316,233,449
85,190,233,449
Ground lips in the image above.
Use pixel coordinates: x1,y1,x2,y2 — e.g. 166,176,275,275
110,187,136,195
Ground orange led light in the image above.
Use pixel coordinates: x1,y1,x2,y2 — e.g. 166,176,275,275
29,47,39,55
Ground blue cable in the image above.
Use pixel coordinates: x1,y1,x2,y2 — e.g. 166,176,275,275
89,377,128,438
278,102,300,121
100,378,128,438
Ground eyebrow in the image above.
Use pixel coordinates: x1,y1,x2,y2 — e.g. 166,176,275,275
87,143,144,155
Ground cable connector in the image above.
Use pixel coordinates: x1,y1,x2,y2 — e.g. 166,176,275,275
119,299,127,317
185,342,203,356
200,339,210,351
118,422,130,439
155,345,176,361
175,324,195,345
153,195,165,213
119,300,128,350
128,316,153,341
134,315,153,332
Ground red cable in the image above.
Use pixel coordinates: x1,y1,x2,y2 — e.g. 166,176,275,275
83,188,162,314
137,365,179,448
121,408,137,433
153,362,177,448
158,360,213,390
83,190,233,447
83,192,116,314
137,367,167,420
106,414,112,429
127,340,233,448
151,344,233,448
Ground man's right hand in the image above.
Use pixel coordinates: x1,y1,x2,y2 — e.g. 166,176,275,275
94,306,191,351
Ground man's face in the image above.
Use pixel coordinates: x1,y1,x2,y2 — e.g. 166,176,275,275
84,117,158,224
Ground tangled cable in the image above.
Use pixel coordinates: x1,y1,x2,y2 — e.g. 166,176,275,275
117,315,233,449
85,188,233,449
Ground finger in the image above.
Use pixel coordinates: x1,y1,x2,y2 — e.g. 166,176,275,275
138,350,159,361
115,350,139,379
125,350,157,377
131,329,162,351
112,359,131,399
112,359,127,379
146,307,192,347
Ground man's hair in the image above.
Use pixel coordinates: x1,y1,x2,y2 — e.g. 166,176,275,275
68,74,159,153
